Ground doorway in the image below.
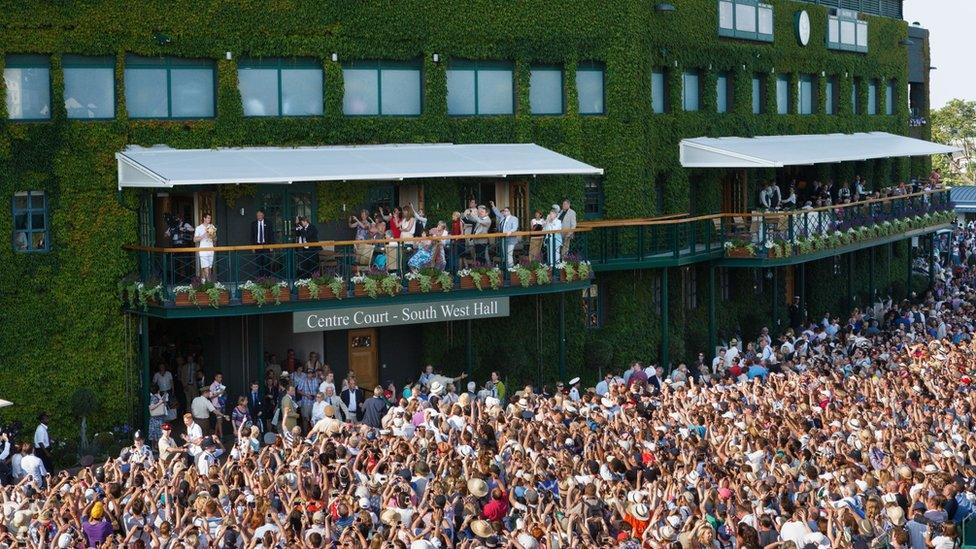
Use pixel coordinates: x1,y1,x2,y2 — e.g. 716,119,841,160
721,170,748,213
348,328,379,389
259,185,315,243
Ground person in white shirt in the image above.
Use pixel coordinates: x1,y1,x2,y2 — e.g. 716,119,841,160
725,339,740,368
310,392,328,425
152,363,174,397
33,413,52,473
181,413,205,457
10,442,25,482
20,445,46,486
595,373,613,396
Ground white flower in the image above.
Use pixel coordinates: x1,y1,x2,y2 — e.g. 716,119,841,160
764,240,775,249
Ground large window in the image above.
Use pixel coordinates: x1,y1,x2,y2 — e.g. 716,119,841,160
3,55,50,120
684,267,698,309
851,78,860,114
652,69,668,114
752,74,765,114
798,74,816,115
718,0,774,42
867,79,878,115
12,190,49,253
776,74,790,115
529,66,563,115
583,284,603,329
63,55,115,119
446,61,513,116
716,73,732,114
576,62,605,115
342,60,421,116
238,58,323,117
886,79,895,115
682,71,701,112
825,77,838,115
125,56,215,119
828,9,868,53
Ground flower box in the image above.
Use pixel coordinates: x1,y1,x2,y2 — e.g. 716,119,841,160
298,286,339,300
510,268,551,287
408,280,444,293
241,289,291,305
726,248,754,258
354,282,401,298
460,274,488,290
174,291,229,307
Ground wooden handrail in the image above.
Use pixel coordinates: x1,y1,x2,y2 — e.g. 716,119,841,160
123,227,592,253
579,213,687,228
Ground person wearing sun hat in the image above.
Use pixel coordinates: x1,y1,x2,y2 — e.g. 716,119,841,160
567,377,581,401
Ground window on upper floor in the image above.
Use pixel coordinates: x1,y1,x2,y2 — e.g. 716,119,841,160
447,60,514,116
718,0,774,42
583,284,603,329
652,69,669,114
238,58,323,117
798,74,817,115
682,70,701,112
716,73,732,114
584,177,604,219
684,267,698,309
12,190,49,253
852,78,861,114
752,74,765,114
825,76,838,115
828,9,868,53
529,65,564,115
3,55,50,120
63,55,115,119
576,62,605,115
868,79,878,115
776,74,790,115
886,79,895,115
125,55,215,119
342,60,422,116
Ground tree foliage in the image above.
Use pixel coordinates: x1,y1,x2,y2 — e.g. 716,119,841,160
932,99,976,183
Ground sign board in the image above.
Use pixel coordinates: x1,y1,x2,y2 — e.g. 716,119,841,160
293,297,510,333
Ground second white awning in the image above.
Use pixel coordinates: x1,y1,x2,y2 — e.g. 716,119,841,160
680,132,960,168
117,143,603,189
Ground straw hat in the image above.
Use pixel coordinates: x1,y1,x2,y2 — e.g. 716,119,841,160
886,505,906,527
471,519,494,538
628,502,650,521
429,381,444,396
380,508,402,526
467,478,489,498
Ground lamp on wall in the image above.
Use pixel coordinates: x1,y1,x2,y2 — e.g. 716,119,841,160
432,53,440,63
654,3,677,12
331,53,338,62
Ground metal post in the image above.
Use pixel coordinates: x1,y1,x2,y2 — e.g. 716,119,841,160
846,253,853,313
558,292,566,381
928,233,935,291
771,268,779,331
906,238,913,299
661,269,670,371
799,263,807,327
708,264,716,357
139,314,150,434
868,247,875,308
257,316,266,383
465,320,473,378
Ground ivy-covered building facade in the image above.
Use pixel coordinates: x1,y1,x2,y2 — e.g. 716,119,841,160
0,0,953,432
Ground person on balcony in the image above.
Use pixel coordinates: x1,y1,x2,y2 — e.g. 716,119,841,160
838,181,852,203
294,216,319,278
490,202,519,269
528,210,545,261
543,205,563,265
348,209,371,240
193,213,216,281
464,205,491,265
558,199,577,258
250,209,275,278
759,181,781,210
781,183,798,209
164,211,194,283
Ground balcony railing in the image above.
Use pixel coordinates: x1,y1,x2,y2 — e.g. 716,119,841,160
718,189,952,259
121,228,594,309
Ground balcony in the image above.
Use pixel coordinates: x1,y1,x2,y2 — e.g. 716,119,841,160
121,229,594,317
585,189,953,270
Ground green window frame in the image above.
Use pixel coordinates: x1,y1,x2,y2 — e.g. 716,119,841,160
63,55,116,120
718,0,774,43
529,65,564,115
776,74,790,115
576,62,605,115
885,79,895,116
583,177,604,219
446,60,514,116
716,73,732,114
751,74,765,114
851,77,861,114
124,55,216,120
342,60,422,116
682,70,701,112
827,9,868,53
652,69,668,114
583,284,603,329
825,76,838,115
867,79,878,115
12,190,49,253
798,74,816,115
238,58,323,117
3,54,51,121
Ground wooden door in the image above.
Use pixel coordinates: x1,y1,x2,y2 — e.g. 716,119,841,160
348,329,379,390
721,170,748,213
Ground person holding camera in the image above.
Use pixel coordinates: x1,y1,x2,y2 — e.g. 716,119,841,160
164,212,194,283
293,215,319,278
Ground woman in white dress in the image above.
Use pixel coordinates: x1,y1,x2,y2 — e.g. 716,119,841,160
193,213,216,280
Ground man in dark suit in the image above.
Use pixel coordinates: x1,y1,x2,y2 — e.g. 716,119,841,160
246,380,263,431
339,378,366,423
250,209,275,278
294,216,320,278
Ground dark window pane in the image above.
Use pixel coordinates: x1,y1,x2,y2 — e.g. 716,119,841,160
31,213,45,230
14,213,27,230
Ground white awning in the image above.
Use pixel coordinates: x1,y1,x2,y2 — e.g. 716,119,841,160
680,132,960,168
116,143,603,189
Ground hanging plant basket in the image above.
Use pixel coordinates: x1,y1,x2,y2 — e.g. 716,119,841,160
298,286,339,300
174,291,229,307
